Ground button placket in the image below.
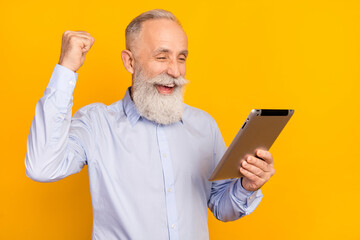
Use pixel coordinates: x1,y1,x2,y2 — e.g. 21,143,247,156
156,125,179,240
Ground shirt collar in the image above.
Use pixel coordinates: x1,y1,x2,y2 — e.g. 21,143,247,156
122,87,184,126
123,87,141,126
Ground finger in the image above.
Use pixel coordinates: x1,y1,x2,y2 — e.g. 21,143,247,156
79,35,95,50
75,31,91,36
78,37,94,53
240,167,262,183
73,35,94,47
75,34,93,41
64,32,93,44
64,30,91,37
246,156,271,172
242,160,265,178
256,150,274,165
63,31,91,40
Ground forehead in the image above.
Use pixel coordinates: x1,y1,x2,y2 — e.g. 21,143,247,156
136,19,188,54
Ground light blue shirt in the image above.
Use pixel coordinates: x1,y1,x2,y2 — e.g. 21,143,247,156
25,64,263,240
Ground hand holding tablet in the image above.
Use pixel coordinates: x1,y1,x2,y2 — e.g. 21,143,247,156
240,149,275,191
209,109,294,188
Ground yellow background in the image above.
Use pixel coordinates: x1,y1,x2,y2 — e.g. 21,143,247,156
1,0,359,239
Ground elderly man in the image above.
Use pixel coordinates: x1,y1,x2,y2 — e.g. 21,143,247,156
25,9,275,240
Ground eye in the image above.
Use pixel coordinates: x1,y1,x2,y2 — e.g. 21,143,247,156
178,56,187,62
156,56,167,62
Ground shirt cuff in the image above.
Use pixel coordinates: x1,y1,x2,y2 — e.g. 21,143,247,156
233,178,262,207
47,64,78,94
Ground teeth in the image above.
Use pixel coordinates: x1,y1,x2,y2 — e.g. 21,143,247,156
162,84,175,88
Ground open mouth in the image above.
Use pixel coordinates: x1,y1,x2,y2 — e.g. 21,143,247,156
155,84,175,95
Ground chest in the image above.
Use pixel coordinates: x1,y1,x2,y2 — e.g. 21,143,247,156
89,120,215,188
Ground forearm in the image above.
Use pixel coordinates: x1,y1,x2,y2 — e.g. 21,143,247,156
25,65,85,182
208,178,262,222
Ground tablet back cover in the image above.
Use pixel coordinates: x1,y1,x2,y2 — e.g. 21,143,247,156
208,109,294,181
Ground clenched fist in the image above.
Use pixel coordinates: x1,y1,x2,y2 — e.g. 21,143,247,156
58,31,95,72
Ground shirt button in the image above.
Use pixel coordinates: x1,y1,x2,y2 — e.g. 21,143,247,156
168,188,172,192
249,195,254,200
171,224,175,229
162,153,167,158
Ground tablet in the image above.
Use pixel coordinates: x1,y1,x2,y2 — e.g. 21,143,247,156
208,109,294,181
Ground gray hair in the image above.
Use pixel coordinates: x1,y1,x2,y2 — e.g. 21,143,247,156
125,9,181,50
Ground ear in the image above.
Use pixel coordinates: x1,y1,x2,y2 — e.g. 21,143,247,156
121,50,135,74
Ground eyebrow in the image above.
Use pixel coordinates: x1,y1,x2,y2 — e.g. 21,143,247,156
153,48,189,56
180,50,189,56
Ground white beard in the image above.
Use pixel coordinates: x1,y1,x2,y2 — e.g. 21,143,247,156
132,70,188,125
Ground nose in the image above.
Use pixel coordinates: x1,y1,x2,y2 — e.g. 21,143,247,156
166,59,181,78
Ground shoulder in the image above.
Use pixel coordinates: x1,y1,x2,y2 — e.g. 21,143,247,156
184,104,213,119
73,100,124,119
183,104,218,129
74,102,106,116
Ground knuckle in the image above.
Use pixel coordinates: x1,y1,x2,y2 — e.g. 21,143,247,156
259,160,267,168
63,30,73,37
68,35,79,43
253,166,260,174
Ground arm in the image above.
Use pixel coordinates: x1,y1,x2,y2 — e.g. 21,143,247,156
208,178,263,222
25,31,95,182
208,119,263,221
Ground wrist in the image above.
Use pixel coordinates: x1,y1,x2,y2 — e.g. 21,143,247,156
58,60,77,72
239,178,254,194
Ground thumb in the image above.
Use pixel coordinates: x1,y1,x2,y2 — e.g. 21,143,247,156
81,38,94,53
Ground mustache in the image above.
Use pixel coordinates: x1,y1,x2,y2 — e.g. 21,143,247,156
146,73,189,87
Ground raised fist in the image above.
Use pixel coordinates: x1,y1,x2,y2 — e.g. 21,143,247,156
58,31,95,72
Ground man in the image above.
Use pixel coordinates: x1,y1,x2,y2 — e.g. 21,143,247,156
25,9,275,240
